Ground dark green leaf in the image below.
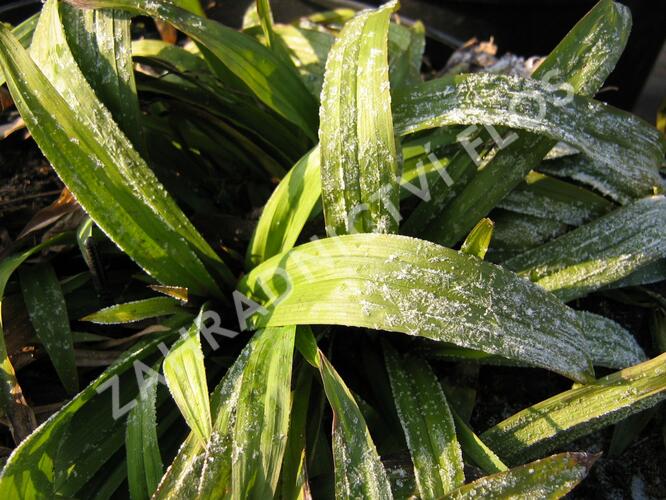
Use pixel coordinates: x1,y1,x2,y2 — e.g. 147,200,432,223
19,263,78,394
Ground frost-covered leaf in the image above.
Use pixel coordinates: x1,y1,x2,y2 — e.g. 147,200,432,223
504,196,666,301
319,0,399,235
318,350,392,499
481,352,666,464
126,368,163,500
578,311,645,369
537,153,660,204
451,412,507,475
153,339,252,499
489,211,568,259
384,343,464,498
155,328,288,498
61,4,144,150
280,364,313,500
68,0,319,139
19,263,78,394
82,297,185,324
392,73,664,240
163,311,212,444
0,3,231,296
231,326,295,498
239,233,595,382
497,172,614,226
417,0,635,246
444,452,596,499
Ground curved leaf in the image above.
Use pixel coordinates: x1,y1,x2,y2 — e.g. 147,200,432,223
504,196,666,301
239,233,595,382
68,0,319,139
0,5,230,296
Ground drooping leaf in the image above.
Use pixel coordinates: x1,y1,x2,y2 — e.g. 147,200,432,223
577,311,645,369
384,343,464,498
481,352,666,464
19,263,79,394
318,349,393,499
391,73,664,241
126,368,163,500
537,153,656,204
163,311,212,444
497,172,614,226
239,233,595,382
443,452,597,499
0,5,231,296
82,297,185,324
489,211,568,260
504,196,666,302
68,0,319,139
319,0,400,235
417,0,636,246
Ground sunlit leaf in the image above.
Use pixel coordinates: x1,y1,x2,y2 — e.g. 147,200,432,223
319,0,399,235
482,353,666,464
82,297,185,324
240,233,595,382
444,452,596,499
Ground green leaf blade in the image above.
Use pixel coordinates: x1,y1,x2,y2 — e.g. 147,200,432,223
231,326,296,499
444,452,596,499
126,372,163,500
318,350,393,500
163,312,212,445
19,263,79,394
481,353,666,464
319,0,399,235
240,233,595,383
82,297,185,324
384,344,464,498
